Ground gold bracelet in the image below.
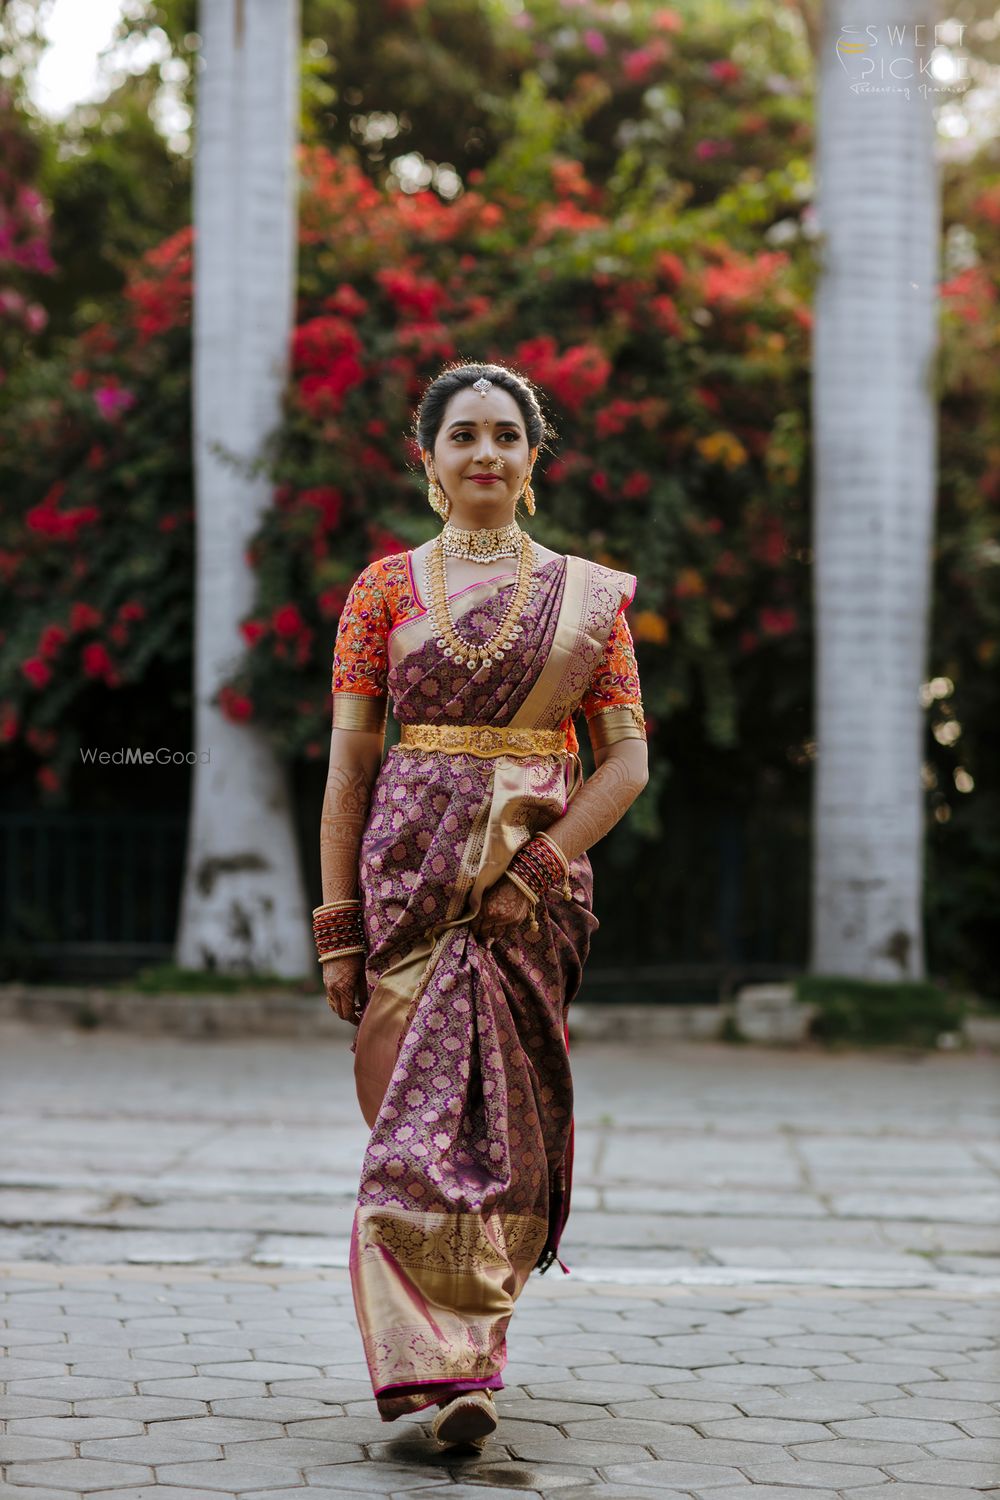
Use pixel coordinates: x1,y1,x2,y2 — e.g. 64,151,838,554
503,868,542,934
318,944,366,963
313,900,361,916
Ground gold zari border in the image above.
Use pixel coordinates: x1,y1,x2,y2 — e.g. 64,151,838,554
332,692,388,733
587,703,647,751
398,723,567,758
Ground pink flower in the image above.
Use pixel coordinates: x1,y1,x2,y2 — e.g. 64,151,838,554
583,28,608,55
94,385,136,419
709,59,742,84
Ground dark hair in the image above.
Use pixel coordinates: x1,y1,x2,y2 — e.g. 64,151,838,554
413,360,557,457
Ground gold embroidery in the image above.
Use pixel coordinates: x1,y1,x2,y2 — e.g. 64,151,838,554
332,691,388,733
353,1206,549,1393
587,703,647,750
398,723,566,757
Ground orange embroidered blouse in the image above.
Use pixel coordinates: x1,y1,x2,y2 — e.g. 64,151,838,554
330,552,645,755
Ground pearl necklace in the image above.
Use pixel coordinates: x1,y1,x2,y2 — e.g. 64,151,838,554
440,518,523,563
428,532,537,668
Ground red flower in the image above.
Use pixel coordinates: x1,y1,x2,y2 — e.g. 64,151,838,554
22,658,51,689
366,524,407,560
298,486,343,531
650,294,684,338
622,472,652,500
709,59,742,84
750,520,788,566
272,603,305,638
39,624,67,660
375,267,447,320
37,765,61,794
759,606,797,637
325,283,368,318
81,642,114,679
703,250,789,307
220,686,253,722
319,585,349,620
26,482,100,541
514,336,611,414
0,703,19,743
70,602,102,632
125,225,193,342
118,600,146,623
590,470,610,495
240,619,268,647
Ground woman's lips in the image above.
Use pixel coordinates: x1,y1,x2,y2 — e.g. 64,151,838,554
468,475,501,484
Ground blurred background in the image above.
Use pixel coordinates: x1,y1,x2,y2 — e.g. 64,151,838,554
1,0,997,1035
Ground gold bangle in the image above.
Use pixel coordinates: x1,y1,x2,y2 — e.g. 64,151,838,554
318,945,366,963
313,900,361,916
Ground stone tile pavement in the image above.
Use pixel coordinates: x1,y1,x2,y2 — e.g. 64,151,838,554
1,1022,998,1495
1,1266,998,1498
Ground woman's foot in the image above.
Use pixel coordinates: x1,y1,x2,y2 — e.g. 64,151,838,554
430,1389,497,1450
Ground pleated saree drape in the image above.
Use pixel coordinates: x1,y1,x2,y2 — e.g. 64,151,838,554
345,553,636,1421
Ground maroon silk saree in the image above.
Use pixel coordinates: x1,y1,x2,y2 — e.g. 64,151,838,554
348,553,635,1421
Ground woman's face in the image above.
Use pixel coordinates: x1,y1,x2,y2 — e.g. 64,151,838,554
422,385,538,528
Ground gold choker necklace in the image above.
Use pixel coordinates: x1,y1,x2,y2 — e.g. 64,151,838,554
440,519,523,563
428,532,537,668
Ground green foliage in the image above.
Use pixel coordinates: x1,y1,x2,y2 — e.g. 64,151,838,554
796,974,966,1048
125,963,313,993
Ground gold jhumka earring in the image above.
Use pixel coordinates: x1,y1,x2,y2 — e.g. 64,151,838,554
427,466,451,520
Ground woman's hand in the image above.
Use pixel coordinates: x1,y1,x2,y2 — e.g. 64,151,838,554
322,953,365,1024
473,873,535,945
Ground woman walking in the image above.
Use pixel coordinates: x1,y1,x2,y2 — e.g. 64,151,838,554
315,362,648,1450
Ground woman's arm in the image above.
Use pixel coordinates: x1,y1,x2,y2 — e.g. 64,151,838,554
474,737,647,941
319,725,383,1022
320,726,384,905
535,737,648,867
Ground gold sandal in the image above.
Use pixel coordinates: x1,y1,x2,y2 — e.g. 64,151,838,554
430,1389,497,1450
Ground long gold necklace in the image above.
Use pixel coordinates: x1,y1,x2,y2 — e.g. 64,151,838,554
428,532,537,668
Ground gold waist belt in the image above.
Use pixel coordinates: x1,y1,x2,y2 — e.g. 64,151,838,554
398,723,567,758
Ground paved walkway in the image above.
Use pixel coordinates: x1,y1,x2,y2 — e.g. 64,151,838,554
1,1022,998,1496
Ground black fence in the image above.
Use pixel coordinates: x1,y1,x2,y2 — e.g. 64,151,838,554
0,802,810,991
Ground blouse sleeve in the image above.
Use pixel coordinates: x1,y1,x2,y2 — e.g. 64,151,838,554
579,606,647,751
330,564,390,734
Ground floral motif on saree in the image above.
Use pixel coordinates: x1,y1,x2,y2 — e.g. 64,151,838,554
329,549,645,1421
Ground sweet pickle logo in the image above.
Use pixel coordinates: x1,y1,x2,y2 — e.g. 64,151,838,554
835,23,968,100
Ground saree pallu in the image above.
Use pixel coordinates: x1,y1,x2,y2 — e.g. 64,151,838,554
347,553,635,1421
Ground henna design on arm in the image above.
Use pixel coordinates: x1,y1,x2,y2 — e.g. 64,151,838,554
320,750,380,905
541,746,647,866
